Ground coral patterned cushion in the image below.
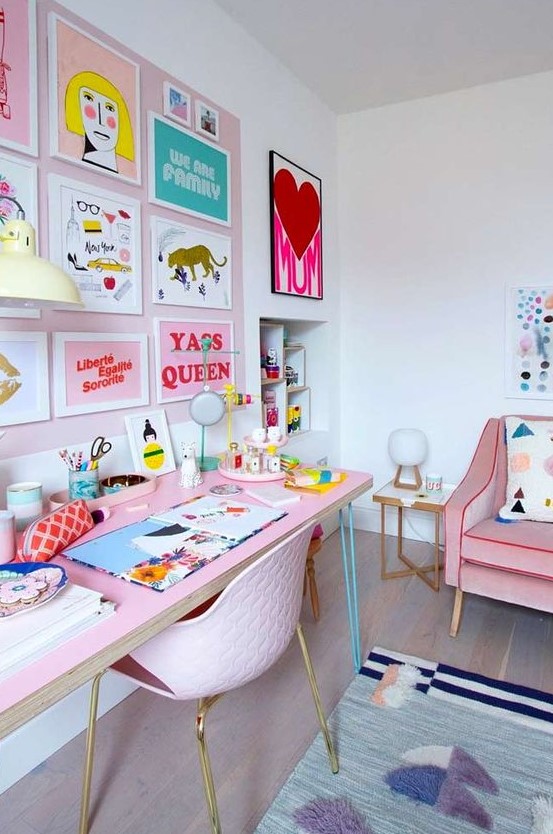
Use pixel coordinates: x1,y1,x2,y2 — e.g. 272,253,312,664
498,417,553,522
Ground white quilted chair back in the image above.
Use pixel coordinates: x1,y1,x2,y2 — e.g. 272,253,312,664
118,523,315,700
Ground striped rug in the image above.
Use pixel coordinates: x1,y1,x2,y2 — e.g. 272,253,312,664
361,646,553,734
255,647,553,834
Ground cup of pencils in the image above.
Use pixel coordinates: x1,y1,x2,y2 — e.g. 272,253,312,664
68,468,100,501
59,448,101,501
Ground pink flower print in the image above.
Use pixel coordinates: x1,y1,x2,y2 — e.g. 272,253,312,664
0,177,14,195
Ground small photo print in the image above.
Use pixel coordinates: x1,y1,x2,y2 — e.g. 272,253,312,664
163,81,190,128
195,100,219,142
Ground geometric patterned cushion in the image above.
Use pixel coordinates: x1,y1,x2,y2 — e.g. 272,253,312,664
498,417,553,522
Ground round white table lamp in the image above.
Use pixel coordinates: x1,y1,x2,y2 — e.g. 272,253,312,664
388,428,428,490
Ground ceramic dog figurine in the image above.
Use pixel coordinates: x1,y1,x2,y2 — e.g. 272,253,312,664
179,441,203,488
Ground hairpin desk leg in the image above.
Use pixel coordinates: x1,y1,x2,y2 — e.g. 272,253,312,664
339,503,362,671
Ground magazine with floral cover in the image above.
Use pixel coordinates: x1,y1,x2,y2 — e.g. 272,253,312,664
149,495,286,541
62,496,286,591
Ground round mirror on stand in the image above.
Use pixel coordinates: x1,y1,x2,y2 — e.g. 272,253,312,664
189,338,226,470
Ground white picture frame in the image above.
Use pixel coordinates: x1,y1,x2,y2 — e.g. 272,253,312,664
162,81,191,128
48,12,141,184
53,332,149,417
195,99,220,142
148,112,231,226
0,331,49,425
151,215,232,309
153,317,235,404
125,409,176,476
48,173,142,315
0,152,40,318
0,0,38,157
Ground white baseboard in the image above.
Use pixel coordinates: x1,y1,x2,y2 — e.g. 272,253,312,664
0,673,136,794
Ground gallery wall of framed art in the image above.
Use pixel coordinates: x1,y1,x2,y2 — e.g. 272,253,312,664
0,0,244,460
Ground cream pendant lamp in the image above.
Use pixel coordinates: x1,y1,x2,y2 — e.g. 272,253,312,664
0,198,83,309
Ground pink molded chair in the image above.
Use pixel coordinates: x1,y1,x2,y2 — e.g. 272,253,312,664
78,524,338,834
444,415,553,637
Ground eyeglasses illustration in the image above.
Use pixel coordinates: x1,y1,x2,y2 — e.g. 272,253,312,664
76,201,101,215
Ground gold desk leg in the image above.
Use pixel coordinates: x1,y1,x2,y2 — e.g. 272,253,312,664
79,670,105,834
196,695,223,834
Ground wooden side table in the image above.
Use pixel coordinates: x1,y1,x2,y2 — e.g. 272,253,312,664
372,481,454,591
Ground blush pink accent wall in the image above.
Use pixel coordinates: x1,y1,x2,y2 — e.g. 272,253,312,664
1,0,244,459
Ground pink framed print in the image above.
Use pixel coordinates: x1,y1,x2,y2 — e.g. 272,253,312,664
0,332,49,425
53,332,149,417
0,0,37,156
163,81,191,128
48,13,141,184
48,174,142,315
270,150,323,299
154,318,234,404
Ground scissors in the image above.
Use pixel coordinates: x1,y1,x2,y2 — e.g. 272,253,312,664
90,436,112,469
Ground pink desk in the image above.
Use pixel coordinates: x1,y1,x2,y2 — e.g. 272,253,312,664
0,468,372,740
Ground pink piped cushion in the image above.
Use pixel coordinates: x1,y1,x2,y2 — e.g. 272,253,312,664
498,417,553,522
464,517,553,578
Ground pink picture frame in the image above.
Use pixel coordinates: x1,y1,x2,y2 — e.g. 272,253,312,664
53,332,149,417
0,0,38,156
154,318,235,404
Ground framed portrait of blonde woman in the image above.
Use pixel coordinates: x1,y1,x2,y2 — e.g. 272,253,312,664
48,13,141,185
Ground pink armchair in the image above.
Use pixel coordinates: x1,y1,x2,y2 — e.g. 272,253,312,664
444,415,553,637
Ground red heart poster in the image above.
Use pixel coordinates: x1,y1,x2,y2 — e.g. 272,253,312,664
270,151,323,299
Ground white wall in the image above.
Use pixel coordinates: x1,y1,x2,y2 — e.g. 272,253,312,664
1,0,340,792
338,71,553,532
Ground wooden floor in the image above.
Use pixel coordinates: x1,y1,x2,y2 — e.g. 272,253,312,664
2,529,553,834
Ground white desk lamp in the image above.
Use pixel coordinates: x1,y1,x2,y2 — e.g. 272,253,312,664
388,428,428,490
0,197,83,309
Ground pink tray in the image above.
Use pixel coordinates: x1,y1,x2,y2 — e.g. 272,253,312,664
48,475,157,511
217,464,285,483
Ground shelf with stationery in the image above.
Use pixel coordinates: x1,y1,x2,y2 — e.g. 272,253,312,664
260,320,311,436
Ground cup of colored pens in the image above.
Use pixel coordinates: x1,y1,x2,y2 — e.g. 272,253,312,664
59,449,100,501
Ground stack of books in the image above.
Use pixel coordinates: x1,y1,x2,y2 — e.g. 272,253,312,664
0,583,115,682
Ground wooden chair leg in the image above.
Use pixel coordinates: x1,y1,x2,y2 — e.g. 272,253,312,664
450,588,464,638
305,538,322,621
